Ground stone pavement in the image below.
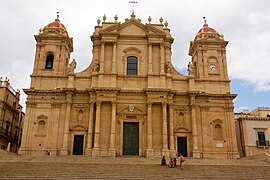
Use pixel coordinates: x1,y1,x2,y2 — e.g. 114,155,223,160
0,150,269,179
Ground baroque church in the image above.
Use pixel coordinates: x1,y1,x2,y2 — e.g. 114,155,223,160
19,12,239,159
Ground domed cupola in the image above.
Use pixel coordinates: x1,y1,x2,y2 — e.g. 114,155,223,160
40,12,69,36
194,18,224,41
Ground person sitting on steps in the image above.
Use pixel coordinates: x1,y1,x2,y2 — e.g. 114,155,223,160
161,156,166,166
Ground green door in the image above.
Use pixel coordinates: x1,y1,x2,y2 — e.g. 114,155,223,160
123,122,139,155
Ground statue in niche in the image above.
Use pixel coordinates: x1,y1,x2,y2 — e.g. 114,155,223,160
92,59,100,72
179,113,185,127
77,110,83,124
68,59,76,73
165,62,171,74
188,62,195,76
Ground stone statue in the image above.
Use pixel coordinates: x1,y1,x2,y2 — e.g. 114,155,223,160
92,59,100,72
165,62,171,74
68,59,76,73
188,62,195,76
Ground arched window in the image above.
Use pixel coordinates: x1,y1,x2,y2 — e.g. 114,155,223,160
214,124,222,140
45,54,54,69
127,56,138,75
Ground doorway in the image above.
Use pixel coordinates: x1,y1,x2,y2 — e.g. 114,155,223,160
73,135,84,155
123,122,139,155
177,137,187,157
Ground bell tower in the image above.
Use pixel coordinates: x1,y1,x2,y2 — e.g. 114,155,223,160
188,19,228,81
31,13,73,88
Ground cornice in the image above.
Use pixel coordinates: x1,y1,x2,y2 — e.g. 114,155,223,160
237,117,270,121
144,88,171,93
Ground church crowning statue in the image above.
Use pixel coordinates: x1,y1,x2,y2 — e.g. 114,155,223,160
20,12,239,159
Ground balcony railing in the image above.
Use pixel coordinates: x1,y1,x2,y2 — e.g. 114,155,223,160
256,140,270,146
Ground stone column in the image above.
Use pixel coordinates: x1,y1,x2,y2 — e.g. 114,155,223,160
61,92,72,155
191,100,200,158
85,102,94,155
162,102,169,156
146,102,153,157
109,101,116,156
160,43,165,74
148,43,153,74
169,103,175,151
111,42,117,74
92,101,101,156
99,41,105,73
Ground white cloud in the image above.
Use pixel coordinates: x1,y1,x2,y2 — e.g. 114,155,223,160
0,0,270,109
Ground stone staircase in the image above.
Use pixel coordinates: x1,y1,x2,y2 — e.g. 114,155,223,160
0,150,269,179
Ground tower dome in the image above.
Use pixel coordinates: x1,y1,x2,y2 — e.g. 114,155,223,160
194,18,223,41
41,13,68,36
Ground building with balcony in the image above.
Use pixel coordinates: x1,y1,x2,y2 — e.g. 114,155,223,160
235,107,270,157
0,77,25,153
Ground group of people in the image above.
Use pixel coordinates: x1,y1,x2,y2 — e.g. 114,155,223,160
161,154,185,168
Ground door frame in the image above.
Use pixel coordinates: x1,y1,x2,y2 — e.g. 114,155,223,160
123,122,139,155
70,125,88,155
118,115,145,156
174,133,189,157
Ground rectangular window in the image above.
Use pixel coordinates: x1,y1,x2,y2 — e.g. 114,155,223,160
127,56,137,75
257,132,266,146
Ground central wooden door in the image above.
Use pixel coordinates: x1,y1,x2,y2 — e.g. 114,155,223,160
123,122,139,155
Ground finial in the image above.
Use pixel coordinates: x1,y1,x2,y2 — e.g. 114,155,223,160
39,28,42,34
97,18,101,26
55,12,60,22
220,33,224,40
0,77,2,81
131,11,136,19
159,17,163,24
148,16,152,24
164,21,168,28
114,15,118,22
103,14,106,22
203,17,208,27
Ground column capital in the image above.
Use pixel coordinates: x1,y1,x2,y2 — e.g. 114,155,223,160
162,102,167,108
101,41,106,45
96,100,102,106
111,101,116,106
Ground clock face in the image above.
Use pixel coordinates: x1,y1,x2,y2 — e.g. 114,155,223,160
209,64,216,71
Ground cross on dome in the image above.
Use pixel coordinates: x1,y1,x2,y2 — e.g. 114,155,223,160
129,0,138,13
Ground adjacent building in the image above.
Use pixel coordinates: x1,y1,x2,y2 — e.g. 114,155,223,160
19,13,239,159
235,107,270,157
0,77,25,153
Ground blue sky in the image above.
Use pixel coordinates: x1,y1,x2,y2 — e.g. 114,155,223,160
231,79,270,112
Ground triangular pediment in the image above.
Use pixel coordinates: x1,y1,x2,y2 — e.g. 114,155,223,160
99,19,166,36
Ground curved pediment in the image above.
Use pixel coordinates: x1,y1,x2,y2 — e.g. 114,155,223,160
117,105,145,114
175,127,190,133
123,47,141,54
37,114,48,120
70,124,88,131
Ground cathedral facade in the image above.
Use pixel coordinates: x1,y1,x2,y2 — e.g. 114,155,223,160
19,13,239,159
